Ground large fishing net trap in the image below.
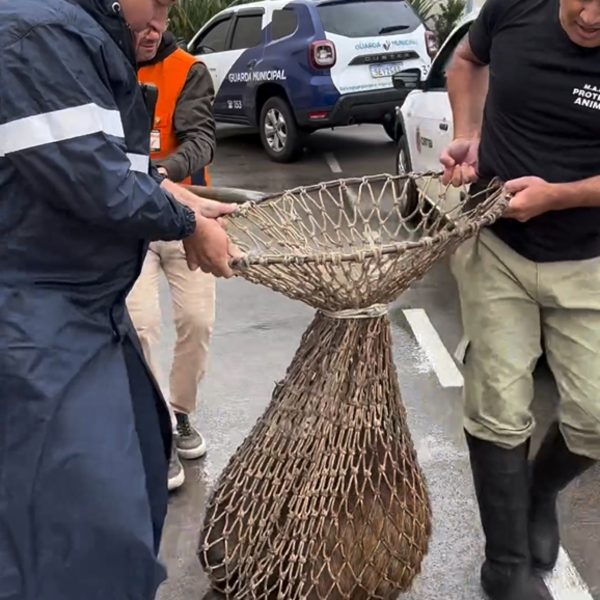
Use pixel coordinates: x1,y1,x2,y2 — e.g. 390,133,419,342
197,172,507,599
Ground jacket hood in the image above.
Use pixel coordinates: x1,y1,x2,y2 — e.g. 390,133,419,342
138,31,179,67
67,0,136,65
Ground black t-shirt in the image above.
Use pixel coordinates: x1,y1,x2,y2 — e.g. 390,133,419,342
470,0,600,262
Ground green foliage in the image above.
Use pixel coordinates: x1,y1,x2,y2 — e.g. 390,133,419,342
168,0,251,44
406,0,437,25
431,0,466,46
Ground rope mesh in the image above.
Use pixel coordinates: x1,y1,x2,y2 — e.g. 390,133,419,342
223,173,505,311
198,173,507,599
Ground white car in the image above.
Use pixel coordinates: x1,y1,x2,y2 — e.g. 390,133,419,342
393,10,479,175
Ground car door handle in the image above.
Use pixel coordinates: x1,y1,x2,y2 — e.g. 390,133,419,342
247,59,257,68
439,122,449,131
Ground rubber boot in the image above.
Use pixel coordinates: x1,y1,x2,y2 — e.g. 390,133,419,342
530,422,595,571
465,432,552,600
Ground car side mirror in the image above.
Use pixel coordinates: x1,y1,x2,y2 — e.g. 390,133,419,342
194,45,215,55
392,69,423,92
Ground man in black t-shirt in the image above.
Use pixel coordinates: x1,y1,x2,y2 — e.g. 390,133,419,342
441,0,600,598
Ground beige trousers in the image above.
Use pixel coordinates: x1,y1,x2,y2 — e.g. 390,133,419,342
127,240,215,416
451,229,600,460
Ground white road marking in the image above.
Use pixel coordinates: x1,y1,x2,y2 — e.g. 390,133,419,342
325,153,342,173
402,308,464,388
545,548,594,600
404,307,595,600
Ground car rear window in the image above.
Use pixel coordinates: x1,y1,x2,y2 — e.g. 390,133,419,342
317,0,422,38
271,9,299,40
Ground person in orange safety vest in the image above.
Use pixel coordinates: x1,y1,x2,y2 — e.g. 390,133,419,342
128,22,217,492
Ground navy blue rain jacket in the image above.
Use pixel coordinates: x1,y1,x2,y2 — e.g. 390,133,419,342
0,1,197,598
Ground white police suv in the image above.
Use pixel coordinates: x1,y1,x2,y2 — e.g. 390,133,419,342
188,0,437,162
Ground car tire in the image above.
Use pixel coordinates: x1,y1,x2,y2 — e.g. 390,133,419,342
383,119,399,142
395,134,418,218
396,134,412,175
259,97,302,163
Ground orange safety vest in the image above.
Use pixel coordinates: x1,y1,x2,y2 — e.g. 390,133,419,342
138,48,211,186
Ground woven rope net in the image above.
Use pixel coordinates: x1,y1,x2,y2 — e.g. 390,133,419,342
198,173,507,599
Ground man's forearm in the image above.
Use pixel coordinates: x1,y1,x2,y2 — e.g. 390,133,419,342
446,44,489,139
161,177,201,218
552,176,600,209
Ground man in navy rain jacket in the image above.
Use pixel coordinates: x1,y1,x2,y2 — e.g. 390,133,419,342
0,0,236,598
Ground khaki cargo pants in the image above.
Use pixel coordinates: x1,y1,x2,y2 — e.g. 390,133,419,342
127,240,215,419
451,229,600,460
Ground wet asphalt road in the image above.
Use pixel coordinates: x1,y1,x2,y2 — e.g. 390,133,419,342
156,125,600,600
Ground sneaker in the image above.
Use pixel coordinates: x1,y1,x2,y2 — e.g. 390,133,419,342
168,439,185,491
175,412,207,460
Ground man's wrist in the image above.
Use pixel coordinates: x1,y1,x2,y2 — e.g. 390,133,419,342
550,181,583,210
160,178,200,237
454,131,480,141
182,205,197,238
160,177,176,192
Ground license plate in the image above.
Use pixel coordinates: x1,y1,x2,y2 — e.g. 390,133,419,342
369,62,403,78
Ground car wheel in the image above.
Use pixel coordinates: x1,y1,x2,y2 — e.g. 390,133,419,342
383,119,399,142
395,134,418,217
259,97,302,163
396,134,412,175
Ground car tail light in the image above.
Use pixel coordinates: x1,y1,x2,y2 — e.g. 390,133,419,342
425,30,438,58
308,111,329,120
310,40,336,69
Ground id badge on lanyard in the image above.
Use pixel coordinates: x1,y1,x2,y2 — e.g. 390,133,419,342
150,129,161,153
